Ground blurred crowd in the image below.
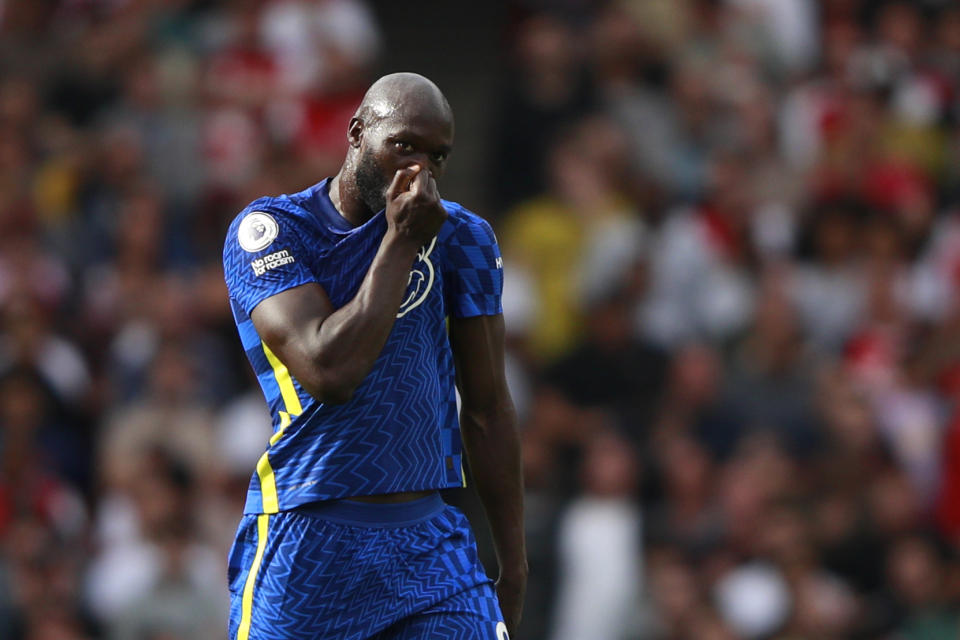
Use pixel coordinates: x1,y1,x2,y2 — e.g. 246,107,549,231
2,0,960,639
497,1,960,639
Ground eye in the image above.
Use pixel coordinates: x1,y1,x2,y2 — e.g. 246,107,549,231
393,141,413,153
431,151,448,164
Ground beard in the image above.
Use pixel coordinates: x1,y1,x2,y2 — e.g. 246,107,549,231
354,147,390,214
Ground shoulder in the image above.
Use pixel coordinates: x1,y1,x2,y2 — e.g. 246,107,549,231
224,193,316,257
221,191,322,307
227,192,312,235
440,199,498,245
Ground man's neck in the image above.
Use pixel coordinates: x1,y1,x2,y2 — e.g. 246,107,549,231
329,169,374,228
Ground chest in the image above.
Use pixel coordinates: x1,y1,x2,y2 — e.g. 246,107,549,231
304,225,448,320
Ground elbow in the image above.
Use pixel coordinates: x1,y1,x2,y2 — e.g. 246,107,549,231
306,383,355,405
318,388,354,405
304,370,358,405
460,400,516,433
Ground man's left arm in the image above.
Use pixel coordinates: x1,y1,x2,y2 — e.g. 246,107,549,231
450,313,527,636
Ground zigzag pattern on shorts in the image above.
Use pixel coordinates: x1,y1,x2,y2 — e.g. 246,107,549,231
227,505,503,640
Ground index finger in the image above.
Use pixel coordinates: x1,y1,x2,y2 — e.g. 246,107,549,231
424,172,440,201
386,165,421,200
408,164,430,197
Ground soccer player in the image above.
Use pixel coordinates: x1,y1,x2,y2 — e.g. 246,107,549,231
222,72,526,639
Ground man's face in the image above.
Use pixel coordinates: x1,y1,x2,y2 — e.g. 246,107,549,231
355,143,390,214
353,109,454,213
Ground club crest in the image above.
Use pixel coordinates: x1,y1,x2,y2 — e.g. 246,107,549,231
397,236,437,318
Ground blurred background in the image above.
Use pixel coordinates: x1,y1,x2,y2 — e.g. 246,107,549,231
2,0,960,638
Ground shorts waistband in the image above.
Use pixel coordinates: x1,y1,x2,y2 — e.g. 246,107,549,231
291,492,445,527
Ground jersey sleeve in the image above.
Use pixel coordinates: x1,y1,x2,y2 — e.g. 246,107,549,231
223,208,317,315
443,214,504,318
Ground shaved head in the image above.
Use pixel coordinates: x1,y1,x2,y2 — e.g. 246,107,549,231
356,72,453,131
331,73,455,224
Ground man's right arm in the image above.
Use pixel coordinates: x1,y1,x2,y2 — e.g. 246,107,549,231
250,166,446,404
251,234,417,404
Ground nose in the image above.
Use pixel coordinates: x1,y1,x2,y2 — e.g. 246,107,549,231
410,152,430,168
406,158,435,178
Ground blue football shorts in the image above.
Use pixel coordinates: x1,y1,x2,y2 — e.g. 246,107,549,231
227,493,508,639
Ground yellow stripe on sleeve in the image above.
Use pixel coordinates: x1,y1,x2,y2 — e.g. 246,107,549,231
236,514,270,640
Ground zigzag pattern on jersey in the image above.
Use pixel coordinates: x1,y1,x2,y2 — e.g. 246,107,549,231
227,506,499,640
224,181,503,513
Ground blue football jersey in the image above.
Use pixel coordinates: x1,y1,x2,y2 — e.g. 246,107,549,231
223,179,503,514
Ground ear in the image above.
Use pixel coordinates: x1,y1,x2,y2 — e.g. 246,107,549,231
347,117,363,149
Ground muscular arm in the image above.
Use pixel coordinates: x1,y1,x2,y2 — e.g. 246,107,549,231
251,231,420,404
251,166,445,404
450,313,527,634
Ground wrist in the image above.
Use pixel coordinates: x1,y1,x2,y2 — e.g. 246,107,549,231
382,228,422,255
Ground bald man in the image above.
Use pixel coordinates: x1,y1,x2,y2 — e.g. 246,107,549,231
223,73,526,639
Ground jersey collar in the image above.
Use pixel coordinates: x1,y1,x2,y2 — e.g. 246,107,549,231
313,178,385,234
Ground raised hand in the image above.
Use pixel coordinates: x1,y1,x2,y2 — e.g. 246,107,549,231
385,165,447,246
